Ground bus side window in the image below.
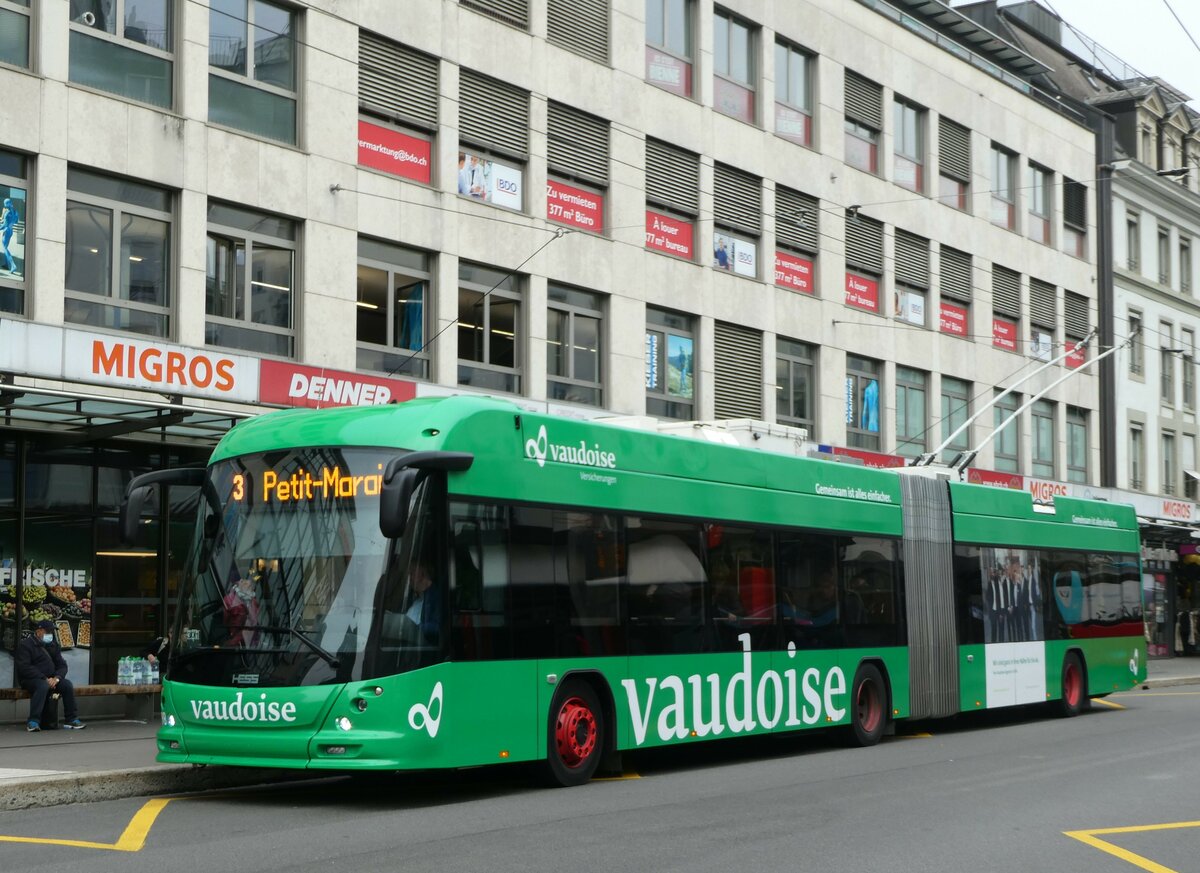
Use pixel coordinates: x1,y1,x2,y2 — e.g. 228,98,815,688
451,519,482,611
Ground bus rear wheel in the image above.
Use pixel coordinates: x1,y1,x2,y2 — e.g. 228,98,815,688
1056,653,1089,718
849,663,887,747
545,680,604,787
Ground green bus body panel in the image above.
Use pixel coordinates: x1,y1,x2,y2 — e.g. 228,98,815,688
949,483,1140,551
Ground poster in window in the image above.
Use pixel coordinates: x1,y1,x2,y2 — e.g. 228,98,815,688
774,251,814,293
1029,330,1052,362
860,378,880,432
844,272,879,312
713,232,757,277
894,288,925,326
666,334,693,399
457,150,523,211
992,317,1018,352
645,332,660,390
0,184,27,280
939,301,968,336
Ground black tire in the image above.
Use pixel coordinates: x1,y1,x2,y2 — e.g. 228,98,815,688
545,680,604,787
1055,652,1089,718
849,662,888,747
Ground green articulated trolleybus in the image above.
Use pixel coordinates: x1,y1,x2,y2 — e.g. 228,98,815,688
121,395,1146,786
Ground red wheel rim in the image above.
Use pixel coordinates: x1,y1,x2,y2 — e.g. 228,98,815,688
1064,662,1082,707
555,696,598,769
856,679,882,734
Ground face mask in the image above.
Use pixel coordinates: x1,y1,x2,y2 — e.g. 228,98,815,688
40,634,53,644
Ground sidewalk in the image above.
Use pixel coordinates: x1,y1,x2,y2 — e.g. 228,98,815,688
1,657,1198,811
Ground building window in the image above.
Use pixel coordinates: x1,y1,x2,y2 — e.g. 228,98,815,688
713,8,755,124
1028,279,1056,362
1027,163,1051,245
895,366,927,459
1161,321,1175,405
0,148,27,315
547,284,604,407
1129,425,1145,490
776,338,814,430
1126,211,1140,271
894,230,928,327
1181,237,1192,294
459,70,529,211
646,307,695,421
1031,399,1055,479
1163,430,1177,495
209,0,297,144
846,354,882,450
844,211,883,314
993,390,1020,473
713,163,760,277
458,262,522,394
69,0,172,108
941,376,970,458
547,102,609,233
1062,178,1086,258
774,39,811,146
714,322,762,419
1129,311,1143,375
991,265,1020,353
938,116,970,211
1158,225,1171,286
844,71,882,175
548,0,608,62
0,0,29,69
645,138,698,261
1066,407,1087,484
205,201,296,356
990,144,1016,229
774,186,818,294
356,238,430,380
1184,328,1196,412
65,168,171,339
893,99,924,193
1185,435,1198,500
645,0,693,98
357,33,437,185
939,245,971,337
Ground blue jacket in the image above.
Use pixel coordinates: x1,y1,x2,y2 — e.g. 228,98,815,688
15,634,68,688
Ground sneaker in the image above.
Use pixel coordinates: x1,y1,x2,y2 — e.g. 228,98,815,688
25,721,40,732
61,719,86,730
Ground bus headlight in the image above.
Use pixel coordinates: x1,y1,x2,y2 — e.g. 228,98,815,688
336,716,353,731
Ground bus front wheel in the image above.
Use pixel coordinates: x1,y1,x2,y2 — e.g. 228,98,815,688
545,680,604,787
1056,653,1089,718
849,663,887,747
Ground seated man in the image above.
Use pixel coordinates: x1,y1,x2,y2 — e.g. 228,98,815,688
15,619,85,731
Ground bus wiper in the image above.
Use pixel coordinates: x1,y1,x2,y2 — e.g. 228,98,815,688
250,625,341,669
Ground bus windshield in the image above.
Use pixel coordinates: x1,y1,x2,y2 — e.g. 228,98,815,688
170,446,432,688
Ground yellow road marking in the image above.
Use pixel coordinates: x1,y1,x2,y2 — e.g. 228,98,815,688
593,771,641,781
1092,698,1126,710
1064,819,1200,873
1121,691,1200,696
898,732,933,739
0,798,172,852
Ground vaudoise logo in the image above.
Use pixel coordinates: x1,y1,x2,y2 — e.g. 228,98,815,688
524,424,618,470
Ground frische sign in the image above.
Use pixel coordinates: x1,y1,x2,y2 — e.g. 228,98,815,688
259,360,416,409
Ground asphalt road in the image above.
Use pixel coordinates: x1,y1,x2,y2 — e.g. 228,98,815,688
3,686,1198,873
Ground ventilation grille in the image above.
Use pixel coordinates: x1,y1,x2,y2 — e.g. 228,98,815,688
1064,291,1089,337
1029,278,1056,329
776,186,818,253
547,0,608,62
940,246,972,302
895,230,929,289
992,265,1020,318
714,164,761,234
548,101,609,185
714,321,763,419
846,212,883,274
359,32,439,129
845,71,882,128
1063,178,1087,230
460,69,529,158
646,139,699,215
460,0,529,30
938,116,971,182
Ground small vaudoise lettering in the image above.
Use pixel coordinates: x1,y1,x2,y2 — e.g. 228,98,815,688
189,691,297,723
621,634,848,746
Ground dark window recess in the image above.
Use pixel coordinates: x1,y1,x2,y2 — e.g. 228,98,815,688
714,321,763,419
547,0,608,62
992,265,1020,319
548,101,609,185
895,230,929,289
358,31,438,128
776,186,818,253
1063,179,1087,231
713,164,761,234
459,0,529,30
459,68,528,158
845,211,883,274
646,139,699,215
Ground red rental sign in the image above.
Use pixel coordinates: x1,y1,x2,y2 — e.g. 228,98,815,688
939,301,968,336
357,120,432,184
992,317,1018,352
645,210,694,260
1066,343,1087,369
259,360,417,409
775,251,814,293
844,272,879,312
546,180,604,232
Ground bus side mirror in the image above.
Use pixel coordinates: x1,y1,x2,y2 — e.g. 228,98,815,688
120,484,154,544
119,467,207,544
380,467,422,539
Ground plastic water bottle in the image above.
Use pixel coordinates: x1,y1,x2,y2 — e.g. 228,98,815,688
134,659,147,685
150,662,160,684
117,657,130,686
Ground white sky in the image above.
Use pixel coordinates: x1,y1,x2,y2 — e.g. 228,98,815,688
999,0,1200,109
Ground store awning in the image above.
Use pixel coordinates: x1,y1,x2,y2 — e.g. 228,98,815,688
0,382,250,447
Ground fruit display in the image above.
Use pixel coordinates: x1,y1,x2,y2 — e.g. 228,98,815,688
76,619,91,648
55,620,74,649
48,585,77,605
21,585,46,605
